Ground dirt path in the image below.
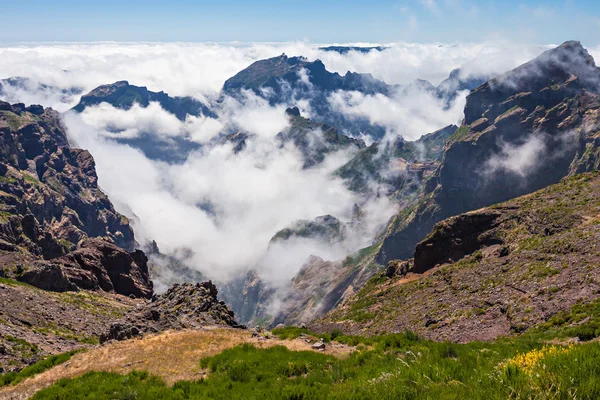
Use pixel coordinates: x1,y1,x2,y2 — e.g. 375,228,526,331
0,327,353,400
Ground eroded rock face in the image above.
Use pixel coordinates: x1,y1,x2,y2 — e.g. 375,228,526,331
0,101,153,298
0,101,135,257
377,41,600,266
413,211,504,273
20,238,153,298
101,282,243,342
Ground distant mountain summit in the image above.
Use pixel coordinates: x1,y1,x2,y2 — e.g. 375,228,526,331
71,81,217,163
318,46,386,54
73,80,214,120
224,54,394,96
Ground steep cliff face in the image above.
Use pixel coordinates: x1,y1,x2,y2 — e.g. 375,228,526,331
221,269,276,325
377,41,600,265
0,101,153,297
315,172,600,341
335,124,456,196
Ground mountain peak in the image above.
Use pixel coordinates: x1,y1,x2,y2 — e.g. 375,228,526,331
493,40,598,92
464,41,600,125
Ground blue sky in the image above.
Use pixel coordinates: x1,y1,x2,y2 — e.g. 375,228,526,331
0,0,599,45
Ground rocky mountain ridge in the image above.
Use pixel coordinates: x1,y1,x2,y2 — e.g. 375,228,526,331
313,172,600,341
376,40,600,265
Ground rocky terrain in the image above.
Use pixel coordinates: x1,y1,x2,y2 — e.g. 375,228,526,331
0,102,135,252
376,40,600,265
101,281,243,343
314,172,600,341
0,278,139,372
0,101,149,292
224,41,600,331
0,101,242,372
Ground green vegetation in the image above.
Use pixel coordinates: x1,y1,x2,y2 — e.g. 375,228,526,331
342,243,380,267
0,350,78,387
0,276,34,288
447,125,470,144
0,210,14,222
22,172,41,186
534,298,600,341
0,110,25,130
32,331,600,399
0,176,17,185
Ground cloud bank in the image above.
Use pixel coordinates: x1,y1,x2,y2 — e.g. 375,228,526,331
2,40,593,291
0,41,559,111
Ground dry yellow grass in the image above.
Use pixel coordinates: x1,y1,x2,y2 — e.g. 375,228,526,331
0,327,353,400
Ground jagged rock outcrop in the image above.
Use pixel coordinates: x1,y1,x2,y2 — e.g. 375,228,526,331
277,109,365,168
222,54,393,138
0,101,134,255
0,101,154,299
223,54,393,96
314,172,600,341
101,282,242,342
20,238,153,298
376,41,600,265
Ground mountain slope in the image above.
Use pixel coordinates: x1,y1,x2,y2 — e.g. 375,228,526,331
314,172,600,341
72,80,213,120
376,40,600,265
223,54,393,96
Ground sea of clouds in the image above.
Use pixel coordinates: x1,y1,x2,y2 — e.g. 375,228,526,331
1,40,592,288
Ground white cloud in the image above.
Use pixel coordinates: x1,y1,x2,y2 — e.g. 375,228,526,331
63,92,394,285
485,134,546,178
0,41,550,113
328,87,467,141
219,91,290,138
78,101,183,139
0,40,573,291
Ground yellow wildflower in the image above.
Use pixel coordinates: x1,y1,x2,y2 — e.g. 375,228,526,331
501,344,574,375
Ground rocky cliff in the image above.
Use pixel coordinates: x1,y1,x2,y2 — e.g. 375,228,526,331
0,101,152,296
376,41,600,265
